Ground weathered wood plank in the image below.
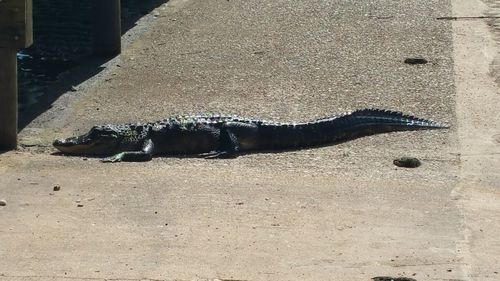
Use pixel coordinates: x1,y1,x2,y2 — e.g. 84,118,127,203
0,48,18,150
0,0,33,48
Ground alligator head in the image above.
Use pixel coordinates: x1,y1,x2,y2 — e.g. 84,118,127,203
53,125,124,155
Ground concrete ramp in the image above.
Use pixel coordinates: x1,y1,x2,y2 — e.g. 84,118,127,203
1,0,498,280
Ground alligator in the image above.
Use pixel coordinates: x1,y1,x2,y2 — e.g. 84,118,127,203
52,108,449,162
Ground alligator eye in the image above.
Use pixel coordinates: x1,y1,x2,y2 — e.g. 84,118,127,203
86,127,100,137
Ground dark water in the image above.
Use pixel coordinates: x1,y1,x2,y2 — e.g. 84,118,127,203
18,0,166,120
17,50,77,112
18,0,93,113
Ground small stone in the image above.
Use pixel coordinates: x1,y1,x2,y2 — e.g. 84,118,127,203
404,56,428,64
393,157,421,168
53,185,61,191
0,200,6,206
77,204,84,207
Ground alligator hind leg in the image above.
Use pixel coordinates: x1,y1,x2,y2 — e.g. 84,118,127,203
200,126,240,159
102,139,155,163
200,122,259,159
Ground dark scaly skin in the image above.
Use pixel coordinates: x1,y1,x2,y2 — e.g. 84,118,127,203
52,109,449,162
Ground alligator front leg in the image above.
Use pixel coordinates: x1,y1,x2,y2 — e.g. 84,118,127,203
201,122,259,159
102,139,154,163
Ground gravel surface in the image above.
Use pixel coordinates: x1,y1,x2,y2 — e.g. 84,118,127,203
33,0,456,181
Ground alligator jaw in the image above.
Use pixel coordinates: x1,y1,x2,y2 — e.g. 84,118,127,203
53,136,93,154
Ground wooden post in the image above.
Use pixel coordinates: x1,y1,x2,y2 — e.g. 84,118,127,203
0,0,32,150
0,49,18,150
93,0,121,56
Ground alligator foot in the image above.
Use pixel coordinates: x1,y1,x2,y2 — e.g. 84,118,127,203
198,151,237,159
101,152,125,163
101,151,153,162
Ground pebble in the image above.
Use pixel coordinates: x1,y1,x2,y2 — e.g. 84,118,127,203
393,157,421,168
0,200,6,206
53,185,61,191
404,56,428,64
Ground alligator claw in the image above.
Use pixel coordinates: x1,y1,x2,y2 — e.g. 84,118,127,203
198,151,223,159
199,151,235,159
101,153,124,163
101,157,121,163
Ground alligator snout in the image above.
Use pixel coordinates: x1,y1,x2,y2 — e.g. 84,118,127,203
53,136,90,154
53,137,79,147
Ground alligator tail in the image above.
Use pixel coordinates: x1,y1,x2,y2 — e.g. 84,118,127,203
335,108,449,130
262,108,449,149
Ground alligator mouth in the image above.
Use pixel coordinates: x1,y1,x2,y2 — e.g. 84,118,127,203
53,136,94,154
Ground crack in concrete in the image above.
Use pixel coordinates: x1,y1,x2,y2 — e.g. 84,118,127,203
0,274,248,281
437,15,500,20
0,274,192,281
